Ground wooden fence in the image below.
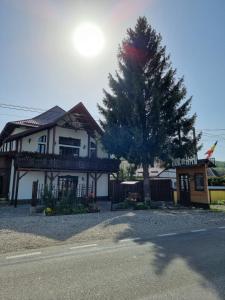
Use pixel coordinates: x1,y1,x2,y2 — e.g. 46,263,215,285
109,179,173,203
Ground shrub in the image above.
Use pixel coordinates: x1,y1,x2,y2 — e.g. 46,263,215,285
41,186,56,209
211,199,225,205
44,207,55,216
133,202,149,210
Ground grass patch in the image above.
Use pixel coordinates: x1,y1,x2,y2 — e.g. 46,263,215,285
211,199,225,205
210,205,225,212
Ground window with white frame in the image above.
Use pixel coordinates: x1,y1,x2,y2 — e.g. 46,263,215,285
59,137,81,158
90,141,97,158
37,135,47,154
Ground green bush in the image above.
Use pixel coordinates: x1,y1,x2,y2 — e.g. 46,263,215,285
208,177,225,186
41,186,55,209
133,202,149,210
115,201,130,210
211,199,225,205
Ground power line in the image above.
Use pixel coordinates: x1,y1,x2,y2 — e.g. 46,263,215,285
0,102,101,122
0,103,44,113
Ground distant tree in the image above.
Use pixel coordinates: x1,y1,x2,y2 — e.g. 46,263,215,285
98,17,201,203
126,164,136,180
117,162,136,181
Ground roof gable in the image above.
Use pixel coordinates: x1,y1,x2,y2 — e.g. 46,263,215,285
1,102,102,144
0,106,65,144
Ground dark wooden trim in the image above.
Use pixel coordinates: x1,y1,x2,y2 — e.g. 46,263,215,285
19,171,28,180
44,171,47,185
14,171,20,207
16,140,19,152
94,172,97,201
52,127,56,154
47,128,50,154
11,161,17,205
86,172,89,195
19,139,22,152
87,134,90,158
108,173,110,201
47,172,60,181
97,173,103,181
14,152,120,173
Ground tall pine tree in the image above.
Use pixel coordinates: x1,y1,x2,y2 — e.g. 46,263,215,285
98,17,201,203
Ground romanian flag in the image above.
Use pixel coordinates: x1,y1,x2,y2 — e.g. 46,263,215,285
205,141,218,159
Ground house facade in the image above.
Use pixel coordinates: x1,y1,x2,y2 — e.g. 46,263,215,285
0,102,120,205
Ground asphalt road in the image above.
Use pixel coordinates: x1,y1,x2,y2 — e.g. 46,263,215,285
0,227,225,300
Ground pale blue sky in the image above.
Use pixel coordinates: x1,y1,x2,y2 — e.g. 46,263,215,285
0,0,225,159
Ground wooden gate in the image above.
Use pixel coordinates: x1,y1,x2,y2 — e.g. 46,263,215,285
150,179,173,202
110,179,173,203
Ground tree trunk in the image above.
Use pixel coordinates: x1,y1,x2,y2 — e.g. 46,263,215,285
143,163,151,204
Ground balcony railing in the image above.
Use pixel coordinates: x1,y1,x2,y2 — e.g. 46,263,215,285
14,152,120,173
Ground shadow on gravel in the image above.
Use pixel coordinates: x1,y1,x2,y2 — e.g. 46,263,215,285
0,204,225,298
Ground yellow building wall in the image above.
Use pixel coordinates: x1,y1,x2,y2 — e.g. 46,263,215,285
173,191,177,204
209,190,225,202
173,189,225,203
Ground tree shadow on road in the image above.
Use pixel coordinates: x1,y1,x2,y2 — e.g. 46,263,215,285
111,212,225,300
0,205,225,298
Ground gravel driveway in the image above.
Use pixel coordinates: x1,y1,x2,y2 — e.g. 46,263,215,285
0,205,225,254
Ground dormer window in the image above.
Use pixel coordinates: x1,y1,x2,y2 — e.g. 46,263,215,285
37,135,47,154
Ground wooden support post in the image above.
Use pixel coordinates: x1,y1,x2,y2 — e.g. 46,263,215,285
47,128,50,153
15,140,19,152
52,127,56,154
19,139,22,152
86,172,89,196
14,171,20,208
44,171,47,186
10,161,16,205
94,172,97,201
14,171,28,207
108,173,110,202
87,134,90,158
31,181,38,207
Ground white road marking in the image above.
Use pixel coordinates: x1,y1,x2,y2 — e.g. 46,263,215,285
69,244,98,250
158,233,177,237
218,226,225,229
191,229,206,233
119,238,141,243
6,252,42,260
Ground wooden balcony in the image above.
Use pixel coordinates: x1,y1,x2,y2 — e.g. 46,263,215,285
14,152,120,173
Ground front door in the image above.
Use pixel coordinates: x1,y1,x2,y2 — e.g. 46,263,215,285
0,171,10,199
179,174,190,205
0,175,3,197
58,176,78,199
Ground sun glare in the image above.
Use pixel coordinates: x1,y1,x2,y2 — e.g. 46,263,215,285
73,22,105,58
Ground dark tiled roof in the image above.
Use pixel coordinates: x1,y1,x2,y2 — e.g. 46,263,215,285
12,106,65,127
0,106,65,144
0,102,102,145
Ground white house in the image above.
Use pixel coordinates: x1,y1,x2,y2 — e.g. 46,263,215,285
0,102,119,205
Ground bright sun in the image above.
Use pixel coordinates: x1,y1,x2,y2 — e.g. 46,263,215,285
73,22,105,58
